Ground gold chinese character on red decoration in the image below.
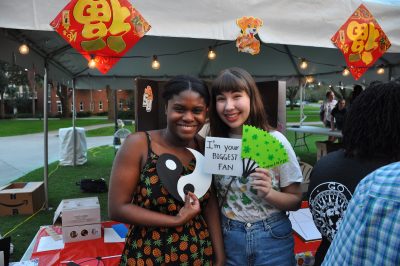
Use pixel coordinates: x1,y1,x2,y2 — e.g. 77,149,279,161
51,0,151,74
331,4,390,80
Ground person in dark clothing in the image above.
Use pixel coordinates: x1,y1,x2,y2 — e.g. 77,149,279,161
330,99,347,130
349,84,363,106
308,79,400,266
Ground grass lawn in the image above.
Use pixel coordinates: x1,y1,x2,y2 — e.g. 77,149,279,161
0,145,115,262
285,130,328,166
0,118,112,137
286,105,320,123
86,125,135,137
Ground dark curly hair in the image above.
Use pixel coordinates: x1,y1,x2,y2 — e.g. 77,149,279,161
342,79,400,161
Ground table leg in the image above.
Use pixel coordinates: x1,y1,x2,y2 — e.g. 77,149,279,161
293,132,310,152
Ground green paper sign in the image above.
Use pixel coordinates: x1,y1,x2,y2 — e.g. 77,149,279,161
241,125,289,169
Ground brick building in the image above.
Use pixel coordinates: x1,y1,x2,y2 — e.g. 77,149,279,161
31,84,133,117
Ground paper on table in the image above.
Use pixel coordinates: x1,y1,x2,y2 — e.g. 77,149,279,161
104,228,126,243
37,236,64,252
289,208,322,241
9,259,39,266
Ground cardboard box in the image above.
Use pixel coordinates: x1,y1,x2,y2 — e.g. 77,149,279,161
0,182,45,216
53,197,101,243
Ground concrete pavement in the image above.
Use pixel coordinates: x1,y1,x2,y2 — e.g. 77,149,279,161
0,124,115,187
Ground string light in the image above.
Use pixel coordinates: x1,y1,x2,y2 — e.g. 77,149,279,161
19,43,29,55
40,39,398,79
305,76,314,83
88,55,96,69
377,65,385,75
151,55,160,70
208,47,216,60
299,58,308,69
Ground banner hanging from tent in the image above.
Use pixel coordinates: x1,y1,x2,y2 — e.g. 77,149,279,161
331,4,391,80
50,0,150,74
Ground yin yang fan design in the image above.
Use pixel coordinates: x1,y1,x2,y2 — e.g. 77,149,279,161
156,148,212,202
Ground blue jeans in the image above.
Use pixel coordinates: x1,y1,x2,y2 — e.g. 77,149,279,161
221,212,295,266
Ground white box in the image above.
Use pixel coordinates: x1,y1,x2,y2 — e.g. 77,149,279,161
53,197,101,243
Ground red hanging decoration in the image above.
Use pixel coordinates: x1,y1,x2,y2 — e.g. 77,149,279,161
331,4,391,80
50,0,151,74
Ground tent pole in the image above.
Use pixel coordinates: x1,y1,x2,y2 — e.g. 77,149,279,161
113,87,120,147
299,79,307,126
32,64,36,117
114,88,118,132
43,60,49,209
72,78,76,167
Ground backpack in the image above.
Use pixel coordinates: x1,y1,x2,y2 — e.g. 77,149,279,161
76,178,108,193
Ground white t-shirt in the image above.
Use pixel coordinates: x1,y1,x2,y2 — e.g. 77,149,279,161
323,100,337,123
214,130,303,222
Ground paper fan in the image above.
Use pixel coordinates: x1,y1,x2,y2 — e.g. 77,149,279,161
241,125,288,177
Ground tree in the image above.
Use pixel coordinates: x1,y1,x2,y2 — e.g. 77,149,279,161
286,86,299,110
0,61,8,118
0,61,29,118
55,83,70,118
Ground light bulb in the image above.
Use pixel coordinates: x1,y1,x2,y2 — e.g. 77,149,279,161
208,47,216,60
300,59,308,69
377,66,385,75
342,68,350,76
88,56,96,69
306,76,314,83
19,44,29,55
152,55,160,70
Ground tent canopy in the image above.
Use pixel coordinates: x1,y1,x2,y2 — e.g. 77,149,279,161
0,0,399,88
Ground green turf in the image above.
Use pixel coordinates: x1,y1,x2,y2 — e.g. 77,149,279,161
0,146,115,261
286,105,320,123
285,129,329,166
0,119,112,137
85,125,135,137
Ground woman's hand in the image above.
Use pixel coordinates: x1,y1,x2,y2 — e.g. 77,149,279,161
175,192,201,225
250,167,272,200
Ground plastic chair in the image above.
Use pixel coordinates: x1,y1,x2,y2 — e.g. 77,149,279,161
299,161,313,197
113,128,131,152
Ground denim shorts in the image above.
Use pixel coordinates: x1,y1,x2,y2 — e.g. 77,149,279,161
221,212,295,266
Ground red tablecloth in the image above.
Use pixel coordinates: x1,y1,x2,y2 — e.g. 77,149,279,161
30,221,124,266
30,205,320,266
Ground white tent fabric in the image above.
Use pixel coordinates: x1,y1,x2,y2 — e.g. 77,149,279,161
1,0,400,52
1,31,399,89
0,0,399,89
